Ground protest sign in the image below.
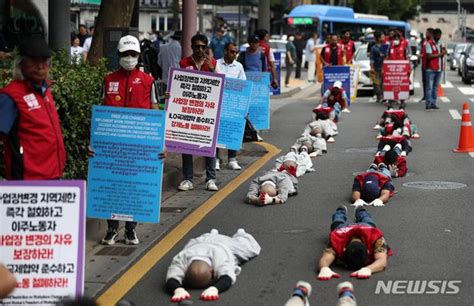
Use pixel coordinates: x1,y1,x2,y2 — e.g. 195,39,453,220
0,180,85,305
246,71,271,130
383,60,410,100
323,65,351,99
87,106,165,223
165,68,225,157
349,64,360,104
217,78,252,151
270,51,281,96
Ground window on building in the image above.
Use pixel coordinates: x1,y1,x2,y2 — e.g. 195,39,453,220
151,15,157,31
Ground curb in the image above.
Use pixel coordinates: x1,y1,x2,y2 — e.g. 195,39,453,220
272,83,314,99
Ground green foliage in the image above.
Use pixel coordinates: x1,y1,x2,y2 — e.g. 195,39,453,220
347,0,420,21
50,50,108,179
0,50,108,179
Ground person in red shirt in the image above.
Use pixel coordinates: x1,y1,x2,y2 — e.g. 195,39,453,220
419,28,434,103
320,33,344,66
339,30,356,64
255,29,278,89
317,206,390,280
177,34,219,193
374,143,407,178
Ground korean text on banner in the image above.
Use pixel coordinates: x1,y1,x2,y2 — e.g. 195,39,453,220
350,65,360,104
0,180,86,306
217,78,253,151
270,51,281,96
87,106,165,223
323,65,351,101
383,60,410,100
165,68,225,157
246,71,271,130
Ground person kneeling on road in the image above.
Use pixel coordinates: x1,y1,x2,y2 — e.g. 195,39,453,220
246,154,298,205
351,163,395,207
374,142,407,178
317,206,391,280
165,229,261,302
317,81,348,122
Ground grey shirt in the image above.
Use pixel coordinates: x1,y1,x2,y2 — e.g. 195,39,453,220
158,39,182,81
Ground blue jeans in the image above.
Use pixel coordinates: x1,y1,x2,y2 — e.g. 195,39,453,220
425,70,442,107
323,102,341,121
182,154,216,182
367,164,392,179
330,207,377,231
216,148,237,160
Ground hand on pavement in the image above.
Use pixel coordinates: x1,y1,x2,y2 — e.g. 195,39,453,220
317,267,341,281
170,287,191,303
389,164,398,177
350,267,372,279
369,199,384,207
351,199,367,207
259,192,273,205
200,286,219,301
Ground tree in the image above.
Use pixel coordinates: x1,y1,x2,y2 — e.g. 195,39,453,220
88,0,136,66
347,0,420,21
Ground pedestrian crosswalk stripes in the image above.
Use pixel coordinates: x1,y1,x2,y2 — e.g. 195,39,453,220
441,81,454,88
470,98,474,103
440,96,450,103
414,82,421,88
449,109,462,120
458,87,474,95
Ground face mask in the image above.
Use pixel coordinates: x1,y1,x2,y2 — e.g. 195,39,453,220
120,55,138,71
149,34,157,41
394,40,400,46
289,36,294,42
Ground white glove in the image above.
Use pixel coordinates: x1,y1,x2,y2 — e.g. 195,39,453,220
350,267,372,279
351,199,367,207
170,287,191,303
389,164,398,177
342,108,351,113
200,286,219,301
369,198,384,207
317,267,341,281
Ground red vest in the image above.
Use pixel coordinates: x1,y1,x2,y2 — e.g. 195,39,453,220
380,135,407,144
258,41,272,70
313,106,334,118
384,123,394,135
330,225,392,262
426,39,441,71
0,80,66,179
339,39,355,63
384,109,406,122
374,154,407,177
322,45,343,65
326,87,346,109
388,43,407,60
355,172,394,197
103,68,154,109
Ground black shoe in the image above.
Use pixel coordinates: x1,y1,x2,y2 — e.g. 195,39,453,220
369,163,378,171
322,150,328,154
101,229,118,245
336,205,348,214
431,106,440,110
425,106,432,110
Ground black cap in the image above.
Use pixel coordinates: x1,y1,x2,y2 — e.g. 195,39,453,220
171,30,182,40
18,37,52,57
247,35,259,43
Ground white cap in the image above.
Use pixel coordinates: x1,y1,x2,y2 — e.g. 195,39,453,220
365,27,374,34
333,81,342,88
117,35,141,53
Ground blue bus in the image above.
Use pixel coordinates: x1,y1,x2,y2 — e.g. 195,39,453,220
284,5,410,42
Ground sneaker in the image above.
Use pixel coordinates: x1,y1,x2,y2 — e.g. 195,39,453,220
369,163,378,171
257,133,264,142
431,106,440,110
101,229,118,245
411,132,421,139
125,229,139,245
394,143,402,151
228,160,242,170
377,162,387,169
178,180,194,191
373,124,381,130
206,179,218,191
355,206,367,217
289,281,312,306
327,137,336,143
401,151,407,157
336,205,348,214
215,159,220,171
382,144,391,152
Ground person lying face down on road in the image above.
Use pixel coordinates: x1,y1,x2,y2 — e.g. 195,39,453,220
303,115,338,144
376,133,413,156
246,153,299,205
317,206,392,281
165,229,261,302
374,142,407,178
374,107,420,139
316,81,348,122
291,127,328,157
351,163,395,207
275,151,315,177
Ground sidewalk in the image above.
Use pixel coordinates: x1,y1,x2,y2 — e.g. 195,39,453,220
84,68,311,299
275,70,313,99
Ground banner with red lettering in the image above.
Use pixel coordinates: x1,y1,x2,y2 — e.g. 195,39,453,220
0,180,85,305
165,68,225,157
383,60,410,100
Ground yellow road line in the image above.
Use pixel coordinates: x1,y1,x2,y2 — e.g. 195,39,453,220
96,142,280,305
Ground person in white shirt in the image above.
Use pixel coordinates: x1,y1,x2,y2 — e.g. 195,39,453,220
305,32,318,82
215,42,247,171
70,35,86,64
82,26,94,59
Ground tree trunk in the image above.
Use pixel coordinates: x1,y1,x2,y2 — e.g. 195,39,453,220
171,0,180,31
88,0,136,66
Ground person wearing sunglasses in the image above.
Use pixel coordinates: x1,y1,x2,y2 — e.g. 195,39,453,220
178,34,218,192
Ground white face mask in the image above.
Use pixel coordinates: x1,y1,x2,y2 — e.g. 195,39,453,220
289,36,295,42
120,55,138,71
394,40,400,46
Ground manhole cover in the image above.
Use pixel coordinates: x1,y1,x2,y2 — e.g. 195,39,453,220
345,147,378,153
403,181,467,190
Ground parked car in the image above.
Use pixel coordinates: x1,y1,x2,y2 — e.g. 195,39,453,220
352,44,415,95
461,43,474,84
450,43,468,71
446,42,456,66
458,44,471,76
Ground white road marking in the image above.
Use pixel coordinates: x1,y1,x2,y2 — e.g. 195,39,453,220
470,98,474,103
458,87,474,95
441,81,453,88
414,82,421,88
440,96,451,103
449,109,462,120
469,152,474,158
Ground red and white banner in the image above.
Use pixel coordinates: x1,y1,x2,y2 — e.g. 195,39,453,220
383,60,410,100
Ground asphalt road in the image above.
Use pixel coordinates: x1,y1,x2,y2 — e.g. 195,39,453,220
120,67,474,306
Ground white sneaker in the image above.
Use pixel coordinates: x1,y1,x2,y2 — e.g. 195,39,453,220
228,160,242,170
178,180,194,191
206,179,218,191
382,144,391,152
373,124,381,130
401,151,407,157
215,159,220,171
327,137,336,143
